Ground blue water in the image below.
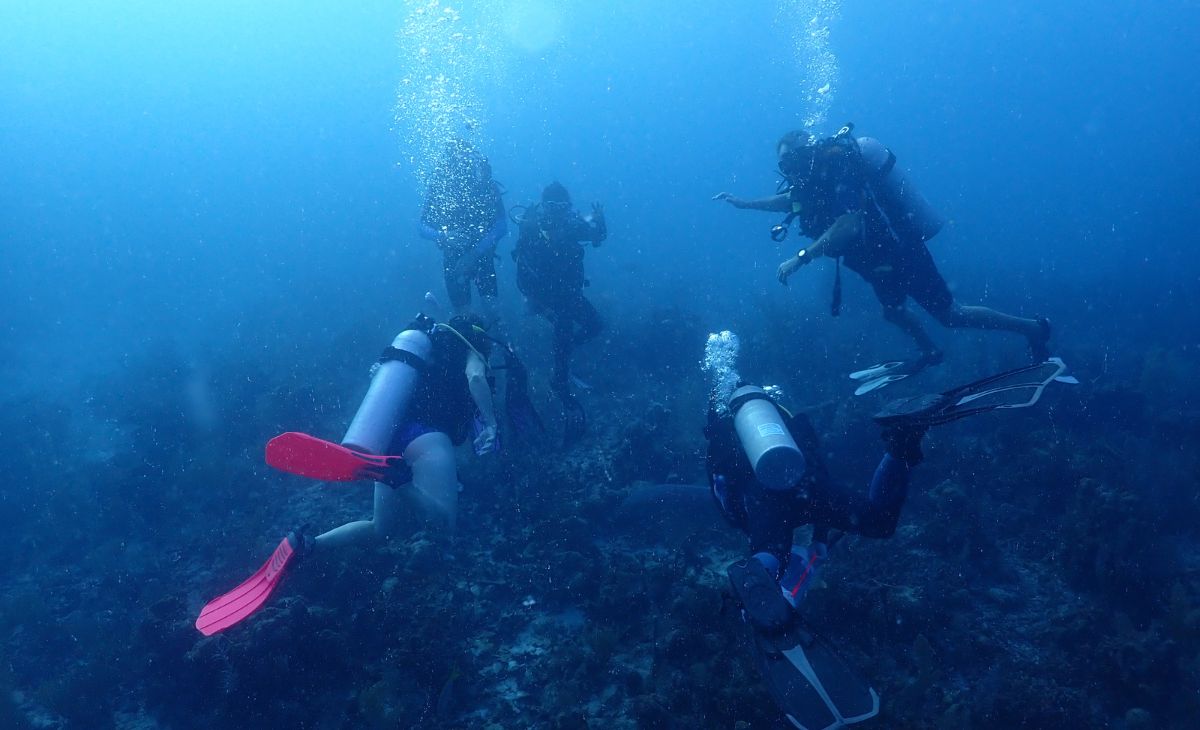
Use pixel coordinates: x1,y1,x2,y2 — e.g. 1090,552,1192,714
2,2,1198,728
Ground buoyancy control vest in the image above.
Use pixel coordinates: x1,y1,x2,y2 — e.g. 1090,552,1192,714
781,124,945,246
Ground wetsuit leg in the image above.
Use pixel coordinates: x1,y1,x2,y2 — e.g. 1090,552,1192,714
472,252,499,302
550,310,574,394
443,252,472,310
572,295,603,345
860,255,940,355
806,453,912,539
742,484,806,577
895,243,953,315
472,253,506,331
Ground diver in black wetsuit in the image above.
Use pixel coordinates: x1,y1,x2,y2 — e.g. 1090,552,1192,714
703,375,918,728
512,182,607,439
714,125,1052,365
702,330,1071,727
706,392,923,608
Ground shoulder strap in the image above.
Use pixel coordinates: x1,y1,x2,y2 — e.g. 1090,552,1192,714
877,149,897,178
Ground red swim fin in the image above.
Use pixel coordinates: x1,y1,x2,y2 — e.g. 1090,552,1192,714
265,432,401,482
195,537,296,636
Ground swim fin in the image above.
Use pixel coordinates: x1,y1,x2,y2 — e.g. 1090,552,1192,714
265,432,405,483
850,353,941,396
195,534,299,636
728,557,794,634
848,360,906,382
874,357,1074,430
499,347,545,439
561,394,587,445
752,623,880,730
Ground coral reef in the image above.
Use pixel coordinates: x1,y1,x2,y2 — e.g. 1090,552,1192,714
2,312,1198,728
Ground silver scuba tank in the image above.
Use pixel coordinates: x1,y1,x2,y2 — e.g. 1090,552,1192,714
857,136,945,242
341,328,433,455
729,385,807,490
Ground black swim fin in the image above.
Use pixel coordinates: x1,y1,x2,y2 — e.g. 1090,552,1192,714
728,557,878,729
752,624,880,730
874,357,1075,430
728,558,794,634
561,393,587,445
500,348,545,439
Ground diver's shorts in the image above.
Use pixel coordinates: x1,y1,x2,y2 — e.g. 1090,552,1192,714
862,242,953,313
388,421,440,455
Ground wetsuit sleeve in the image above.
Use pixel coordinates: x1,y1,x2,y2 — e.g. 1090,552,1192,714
742,487,800,567
806,452,911,538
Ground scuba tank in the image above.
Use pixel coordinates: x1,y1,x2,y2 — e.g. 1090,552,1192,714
855,136,945,243
341,324,434,455
728,385,807,490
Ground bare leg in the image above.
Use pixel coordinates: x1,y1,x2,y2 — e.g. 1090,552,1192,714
314,481,403,550
314,431,459,551
933,303,1042,338
882,304,940,356
398,431,460,532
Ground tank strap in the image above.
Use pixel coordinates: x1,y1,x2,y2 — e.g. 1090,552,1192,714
728,389,773,413
433,323,491,373
877,149,897,178
378,346,427,371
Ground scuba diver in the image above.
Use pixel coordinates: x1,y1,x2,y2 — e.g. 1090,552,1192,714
713,125,1052,389
702,330,1073,728
419,139,508,323
511,181,607,441
195,312,542,636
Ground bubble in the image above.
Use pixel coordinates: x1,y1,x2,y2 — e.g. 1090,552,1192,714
393,0,509,187
775,0,841,129
703,331,742,414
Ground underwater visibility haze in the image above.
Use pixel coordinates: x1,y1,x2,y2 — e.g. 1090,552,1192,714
2,0,1199,727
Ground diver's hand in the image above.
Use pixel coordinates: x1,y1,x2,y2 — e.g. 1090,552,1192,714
777,255,804,285
712,192,745,208
473,423,498,456
778,248,817,285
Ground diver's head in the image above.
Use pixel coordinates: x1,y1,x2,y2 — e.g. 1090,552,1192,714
443,313,494,357
777,130,816,159
541,181,572,222
440,138,492,186
777,130,819,189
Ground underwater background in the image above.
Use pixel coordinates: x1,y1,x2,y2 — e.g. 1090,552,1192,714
2,1,1198,727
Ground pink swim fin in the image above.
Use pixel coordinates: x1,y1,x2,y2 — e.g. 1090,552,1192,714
265,432,402,482
195,536,296,636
